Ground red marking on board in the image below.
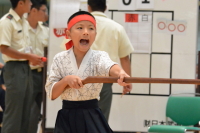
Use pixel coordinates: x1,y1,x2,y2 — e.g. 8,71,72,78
177,24,185,32
158,22,166,30
125,14,138,22
168,23,176,32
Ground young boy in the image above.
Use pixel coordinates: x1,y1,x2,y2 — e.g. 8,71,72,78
45,11,131,133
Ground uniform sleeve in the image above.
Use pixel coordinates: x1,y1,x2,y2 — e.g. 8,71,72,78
45,54,63,99
118,26,134,58
0,19,12,47
97,51,117,76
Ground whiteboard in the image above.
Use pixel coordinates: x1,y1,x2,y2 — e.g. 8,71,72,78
46,0,199,132
109,0,198,132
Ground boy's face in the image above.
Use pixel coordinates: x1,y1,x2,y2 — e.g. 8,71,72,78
31,5,48,22
67,20,96,53
19,0,32,13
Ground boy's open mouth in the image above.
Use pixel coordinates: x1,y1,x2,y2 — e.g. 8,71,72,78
80,39,89,45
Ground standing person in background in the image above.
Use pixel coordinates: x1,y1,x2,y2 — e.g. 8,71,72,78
88,0,134,121
27,0,49,133
0,0,43,133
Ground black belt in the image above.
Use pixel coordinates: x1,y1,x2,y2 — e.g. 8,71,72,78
62,99,98,109
7,60,29,64
31,68,43,72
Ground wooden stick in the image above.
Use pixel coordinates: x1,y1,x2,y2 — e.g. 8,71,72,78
82,76,200,85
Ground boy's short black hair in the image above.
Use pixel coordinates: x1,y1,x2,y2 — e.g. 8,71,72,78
87,0,106,12
10,0,25,9
31,0,47,10
67,11,95,24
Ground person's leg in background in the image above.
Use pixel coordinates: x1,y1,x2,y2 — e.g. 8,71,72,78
28,69,43,133
0,87,5,133
0,66,5,133
98,83,113,121
2,61,34,133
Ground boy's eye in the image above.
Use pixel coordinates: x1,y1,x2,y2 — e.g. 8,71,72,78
77,27,82,29
90,28,94,30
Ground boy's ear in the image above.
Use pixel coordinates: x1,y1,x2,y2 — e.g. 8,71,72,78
66,29,71,39
18,0,24,6
32,8,39,13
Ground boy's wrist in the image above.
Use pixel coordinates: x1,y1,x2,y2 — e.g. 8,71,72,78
62,76,70,88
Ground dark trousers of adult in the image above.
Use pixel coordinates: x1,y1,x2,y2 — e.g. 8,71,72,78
0,87,5,133
1,61,33,133
98,83,113,121
28,68,43,133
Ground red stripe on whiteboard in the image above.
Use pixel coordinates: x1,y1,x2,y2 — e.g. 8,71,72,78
125,14,138,22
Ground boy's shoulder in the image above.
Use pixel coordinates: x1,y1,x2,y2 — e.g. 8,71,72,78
54,50,70,59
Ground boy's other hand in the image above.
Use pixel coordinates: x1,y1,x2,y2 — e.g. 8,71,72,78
117,70,130,86
117,70,132,95
122,84,132,95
